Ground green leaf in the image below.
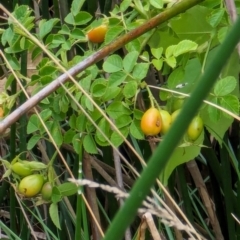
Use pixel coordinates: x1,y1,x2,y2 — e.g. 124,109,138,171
66,12,92,25
74,12,92,25
103,55,123,73
170,5,213,44
130,120,144,140
27,115,40,134
20,37,34,50
50,122,63,146
51,186,62,203
165,45,176,58
201,107,233,146
92,83,107,98
150,0,163,9
115,115,132,128
110,127,129,147
4,54,20,70
123,81,138,98
125,39,141,52
214,76,236,96
39,65,57,76
108,71,127,87
102,87,121,101
160,90,170,101
120,0,132,11
173,40,198,57
133,109,143,120
57,182,78,197
207,9,224,28
71,0,85,16
27,134,41,150
165,56,176,68
83,135,98,154
1,27,14,46
208,98,221,122
105,26,124,45
220,94,239,118
95,134,109,147
49,203,61,229
106,101,132,118
58,24,70,35
132,63,149,81
84,96,94,112
168,67,185,89
52,34,66,44
70,29,85,39
140,51,149,62
152,49,163,61
160,131,204,185
39,18,59,39
123,51,139,72
5,74,15,90
69,114,76,128
96,118,111,142
72,134,82,154
80,75,92,92
2,169,12,179
64,129,75,144
76,114,87,132
152,59,163,71
218,27,229,43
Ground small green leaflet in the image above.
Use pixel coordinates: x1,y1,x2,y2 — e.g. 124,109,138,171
220,95,239,118
173,40,198,57
207,9,225,28
151,47,163,59
150,0,163,9
165,40,198,58
152,59,163,71
165,56,176,68
110,127,129,147
123,81,138,98
83,135,98,154
105,26,124,45
123,51,139,73
103,55,123,73
27,134,41,150
39,18,60,39
208,98,221,122
130,120,144,140
106,101,132,118
132,63,149,81
214,76,236,96
168,67,185,89
58,182,78,197
50,203,61,229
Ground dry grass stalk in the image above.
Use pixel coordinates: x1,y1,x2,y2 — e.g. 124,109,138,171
137,216,148,240
143,212,162,240
69,178,207,240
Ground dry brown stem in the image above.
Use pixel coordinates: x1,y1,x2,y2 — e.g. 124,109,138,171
186,160,224,240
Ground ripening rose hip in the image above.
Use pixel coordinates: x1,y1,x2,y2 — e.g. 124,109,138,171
141,108,162,136
87,25,107,43
18,174,44,197
187,116,203,141
159,110,172,134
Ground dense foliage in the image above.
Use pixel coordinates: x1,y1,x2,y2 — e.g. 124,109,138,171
0,0,239,239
